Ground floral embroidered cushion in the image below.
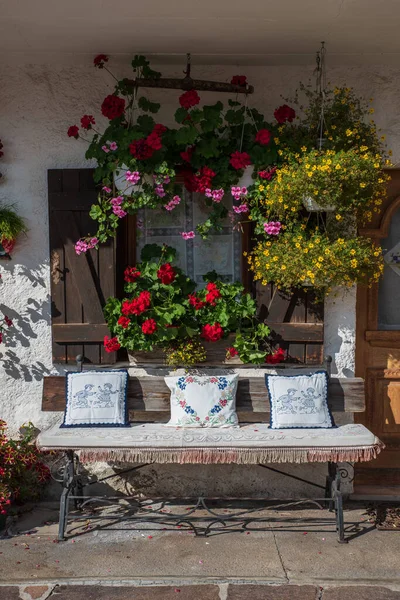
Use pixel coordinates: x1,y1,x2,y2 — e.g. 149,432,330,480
165,374,239,428
61,370,129,428
265,371,335,429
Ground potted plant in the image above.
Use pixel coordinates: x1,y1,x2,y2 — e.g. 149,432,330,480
68,54,285,248
0,421,50,523
103,243,278,366
246,224,384,295
0,205,27,258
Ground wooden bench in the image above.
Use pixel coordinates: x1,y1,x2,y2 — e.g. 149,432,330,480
37,359,384,542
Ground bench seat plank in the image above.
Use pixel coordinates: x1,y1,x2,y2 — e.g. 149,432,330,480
37,422,383,464
42,375,366,414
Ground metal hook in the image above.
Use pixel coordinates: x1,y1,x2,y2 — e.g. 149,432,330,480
184,53,192,78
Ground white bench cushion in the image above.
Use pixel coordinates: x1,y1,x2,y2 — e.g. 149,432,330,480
37,422,383,464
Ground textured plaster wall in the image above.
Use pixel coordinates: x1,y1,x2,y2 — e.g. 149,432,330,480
1,60,399,496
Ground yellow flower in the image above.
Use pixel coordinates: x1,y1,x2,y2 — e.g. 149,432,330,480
373,251,380,257
346,129,353,137
336,214,342,220
281,265,287,271
295,243,301,248
274,137,280,145
258,185,265,192
381,135,386,141
337,238,344,245
350,249,356,255
309,243,314,248
335,164,341,170
350,259,358,268
301,146,307,152
369,108,375,114
360,182,366,188
266,241,271,247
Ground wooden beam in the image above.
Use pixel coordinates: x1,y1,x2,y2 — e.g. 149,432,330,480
122,77,254,95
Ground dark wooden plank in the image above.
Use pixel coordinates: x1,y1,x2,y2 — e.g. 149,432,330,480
53,323,110,342
269,323,323,342
42,375,365,413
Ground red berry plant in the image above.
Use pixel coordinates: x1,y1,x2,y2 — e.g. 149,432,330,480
103,244,277,366
68,54,284,248
0,421,51,517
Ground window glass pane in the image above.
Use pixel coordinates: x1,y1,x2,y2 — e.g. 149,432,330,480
136,189,242,285
378,207,400,330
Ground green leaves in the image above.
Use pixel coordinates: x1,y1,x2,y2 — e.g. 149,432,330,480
136,114,156,134
174,125,198,146
131,55,161,79
138,97,161,114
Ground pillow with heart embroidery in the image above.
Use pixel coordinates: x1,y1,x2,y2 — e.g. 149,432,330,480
165,374,239,428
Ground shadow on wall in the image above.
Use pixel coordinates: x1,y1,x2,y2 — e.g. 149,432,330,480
0,293,52,381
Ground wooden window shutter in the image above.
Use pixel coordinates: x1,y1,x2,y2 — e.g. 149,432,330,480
48,169,117,364
256,283,324,364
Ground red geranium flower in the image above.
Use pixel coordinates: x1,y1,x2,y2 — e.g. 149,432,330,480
231,75,247,86
188,294,205,310
94,54,109,68
124,266,141,283
129,139,154,160
157,263,176,285
153,124,167,135
104,335,121,353
179,90,200,110
80,115,95,130
259,167,277,180
67,125,79,139
101,95,125,120
146,131,162,151
274,104,296,124
4,316,12,327
227,346,239,357
265,348,286,364
205,282,221,306
230,151,251,170
180,146,194,163
142,318,157,335
122,291,151,316
201,323,224,342
255,128,271,146
117,316,130,329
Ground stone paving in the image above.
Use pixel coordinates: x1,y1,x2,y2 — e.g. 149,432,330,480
1,504,400,599
2,585,400,600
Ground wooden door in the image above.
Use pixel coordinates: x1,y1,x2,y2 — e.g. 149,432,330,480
48,169,117,364
355,169,400,496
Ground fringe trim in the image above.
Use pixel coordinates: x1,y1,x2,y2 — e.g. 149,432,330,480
75,442,385,464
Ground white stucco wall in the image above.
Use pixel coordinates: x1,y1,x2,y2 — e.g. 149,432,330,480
0,59,399,495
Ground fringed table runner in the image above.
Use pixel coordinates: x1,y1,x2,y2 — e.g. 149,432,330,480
37,422,384,464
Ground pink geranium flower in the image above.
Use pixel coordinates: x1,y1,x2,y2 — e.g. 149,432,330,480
263,221,281,235
181,231,195,240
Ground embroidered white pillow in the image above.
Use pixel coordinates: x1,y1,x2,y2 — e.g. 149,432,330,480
165,374,239,428
266,371,334,429
61,370,129,428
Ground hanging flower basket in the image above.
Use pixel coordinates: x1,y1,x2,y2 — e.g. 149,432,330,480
0,205,27,260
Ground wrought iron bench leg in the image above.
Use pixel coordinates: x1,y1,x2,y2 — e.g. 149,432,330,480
331,466,348,544
325,461,336,512
58,450,76,541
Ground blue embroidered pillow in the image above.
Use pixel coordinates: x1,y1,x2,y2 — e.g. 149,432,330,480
165,374,239,428
265,371,334,429
61,370,129,428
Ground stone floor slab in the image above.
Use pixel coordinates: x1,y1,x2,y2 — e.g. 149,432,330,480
322,587,400,600
228,584,318,599
0,587,20,600
51,585,220,600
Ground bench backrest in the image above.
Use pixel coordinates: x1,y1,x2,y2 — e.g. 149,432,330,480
42,375,365,423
